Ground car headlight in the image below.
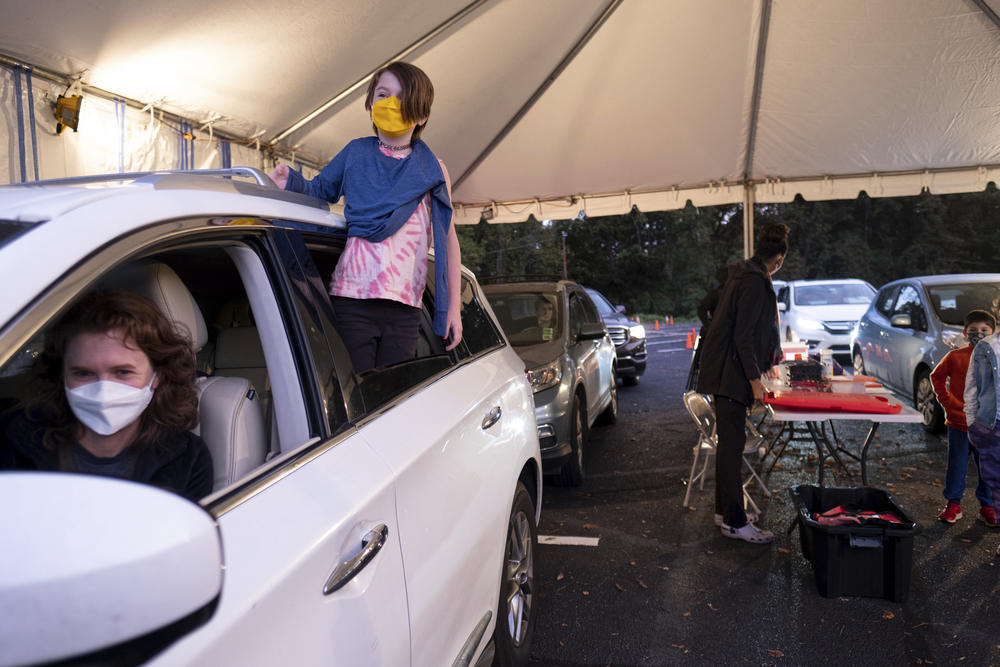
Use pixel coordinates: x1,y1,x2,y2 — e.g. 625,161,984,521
795,317,824,332
526,359,562,393
941,327,965,349
628,324,646,340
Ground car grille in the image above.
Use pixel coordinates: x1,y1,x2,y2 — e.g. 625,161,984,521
607,325,628,346
822,320,857,334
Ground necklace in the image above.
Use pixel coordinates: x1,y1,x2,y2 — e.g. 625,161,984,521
378,138,411,152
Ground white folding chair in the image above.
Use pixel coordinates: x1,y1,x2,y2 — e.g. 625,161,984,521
681,391,769,513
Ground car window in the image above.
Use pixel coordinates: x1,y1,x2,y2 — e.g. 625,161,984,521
569,293,587,337
875,285,901,317
777,286,789,307
300,236,454,415
0,230,321,502
926,282,1000,326
579,292,602,325
484,290,561,346
585,289,616,316
892,284,926,330
794,283,875,306
455,277,504,358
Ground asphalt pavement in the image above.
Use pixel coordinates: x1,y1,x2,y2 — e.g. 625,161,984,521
527,322,1000,666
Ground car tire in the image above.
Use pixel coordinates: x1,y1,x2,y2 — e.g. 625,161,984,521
853,348,865,375
558,394,586,486
622,375,639,387
596,371,618,426
915,369,945,433
492,481,537,667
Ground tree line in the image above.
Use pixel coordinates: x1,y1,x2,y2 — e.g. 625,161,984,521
455,188,1000,319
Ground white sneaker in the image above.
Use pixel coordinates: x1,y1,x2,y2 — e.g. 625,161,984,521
714,511,758,526
720,521,774,544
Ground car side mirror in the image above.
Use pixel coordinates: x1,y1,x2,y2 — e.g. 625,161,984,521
615,305,626,314
1,473,222,665
777,302,787,312
576,322,606,341
890,313,912,328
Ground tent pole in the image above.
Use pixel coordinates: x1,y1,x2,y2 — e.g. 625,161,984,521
743,184,755,259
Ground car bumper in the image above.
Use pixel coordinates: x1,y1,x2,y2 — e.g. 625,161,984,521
615,339,647,378
796,332,853,361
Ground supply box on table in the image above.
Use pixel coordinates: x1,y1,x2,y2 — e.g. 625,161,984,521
789,485,921,603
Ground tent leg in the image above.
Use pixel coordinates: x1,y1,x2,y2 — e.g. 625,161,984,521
743,184,755,259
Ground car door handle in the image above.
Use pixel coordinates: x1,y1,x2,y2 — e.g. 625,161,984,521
481,406,502,430
323,524,388,595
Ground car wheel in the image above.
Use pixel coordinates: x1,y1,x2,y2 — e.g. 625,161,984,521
915,369,945,433
558,394,586,486
622,375,639,387
596,371,618,426
853,348,865,375
492,481,537,667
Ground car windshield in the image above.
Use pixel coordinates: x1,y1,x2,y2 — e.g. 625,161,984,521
585,289,615,316
926,282,1000,325
794,283,875,306
485,291,562,346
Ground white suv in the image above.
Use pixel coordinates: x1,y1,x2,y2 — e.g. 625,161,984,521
776,279,876,362
0,169,541,666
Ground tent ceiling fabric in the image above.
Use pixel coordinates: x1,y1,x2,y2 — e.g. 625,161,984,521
3,0,1000,224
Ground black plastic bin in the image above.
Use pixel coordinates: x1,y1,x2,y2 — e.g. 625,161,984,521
790,485,922,602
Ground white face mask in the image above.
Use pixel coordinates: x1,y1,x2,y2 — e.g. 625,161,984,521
64,377,155,436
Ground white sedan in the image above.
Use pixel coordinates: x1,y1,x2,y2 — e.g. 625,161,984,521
0,169,541,666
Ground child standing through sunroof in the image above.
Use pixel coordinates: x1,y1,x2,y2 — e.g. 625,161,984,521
933,310,997,526
269,61,462,373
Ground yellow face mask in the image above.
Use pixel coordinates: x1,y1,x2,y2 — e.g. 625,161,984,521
371,96,415,138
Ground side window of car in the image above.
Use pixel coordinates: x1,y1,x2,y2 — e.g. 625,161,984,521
569,293,586,337
777,286,789,307
455,277,504,358
0,232,324,503
300,235,454,415
893,284,926,330
580,292,602,325
875,285,900,318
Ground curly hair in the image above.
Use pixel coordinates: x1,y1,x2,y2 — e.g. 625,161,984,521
23,290,200,452
364,61,435,142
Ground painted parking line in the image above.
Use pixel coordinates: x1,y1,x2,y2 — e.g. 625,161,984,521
538,535,600,547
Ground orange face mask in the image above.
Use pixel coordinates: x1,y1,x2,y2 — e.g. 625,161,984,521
371,96,415,138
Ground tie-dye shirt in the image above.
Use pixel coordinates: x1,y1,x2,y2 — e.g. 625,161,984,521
329,147,431,307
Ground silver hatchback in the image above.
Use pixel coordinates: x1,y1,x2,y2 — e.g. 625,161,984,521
851,273,1000,432
484,281,618,486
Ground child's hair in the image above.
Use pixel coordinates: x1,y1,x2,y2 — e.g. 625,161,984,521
364,62,434,142
755,223,790,260
965,309,997,331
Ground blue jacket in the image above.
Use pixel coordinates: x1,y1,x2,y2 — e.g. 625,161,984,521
285,137,453,335
964,334,1000,428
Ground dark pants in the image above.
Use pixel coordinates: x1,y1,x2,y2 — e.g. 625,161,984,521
714,394,749,528
969,419,1000,511
332,296,422,373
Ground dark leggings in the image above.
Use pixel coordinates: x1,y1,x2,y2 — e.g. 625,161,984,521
332,296,422,373
714,394,749,528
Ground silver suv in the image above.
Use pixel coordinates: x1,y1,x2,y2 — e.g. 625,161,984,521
483,281,618,486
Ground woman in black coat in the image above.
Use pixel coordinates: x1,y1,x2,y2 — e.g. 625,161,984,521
696,224,788,544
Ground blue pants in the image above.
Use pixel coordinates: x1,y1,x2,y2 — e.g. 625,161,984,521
942,427,991,506
969,419,1000,511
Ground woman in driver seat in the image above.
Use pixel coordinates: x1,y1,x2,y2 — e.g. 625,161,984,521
0,291,213,501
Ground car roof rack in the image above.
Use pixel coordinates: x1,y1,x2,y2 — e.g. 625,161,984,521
6,167,330,210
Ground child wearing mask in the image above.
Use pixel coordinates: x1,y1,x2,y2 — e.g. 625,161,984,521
965,315,1000,544
932,310,997,525
269,61,461,373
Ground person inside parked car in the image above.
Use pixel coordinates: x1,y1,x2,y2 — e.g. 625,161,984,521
696,223,788,545
268,61,462,372
932,309,996,526
533,296,557,340
0,291,213,502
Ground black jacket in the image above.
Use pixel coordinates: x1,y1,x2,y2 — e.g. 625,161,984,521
0,410,213,502
696,257,781,406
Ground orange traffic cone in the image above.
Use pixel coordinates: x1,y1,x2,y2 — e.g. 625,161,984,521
655,320,660,330
686,330,694,348
669,314,674,325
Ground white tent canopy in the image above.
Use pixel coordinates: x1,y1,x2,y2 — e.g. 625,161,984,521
3,0,1000,229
